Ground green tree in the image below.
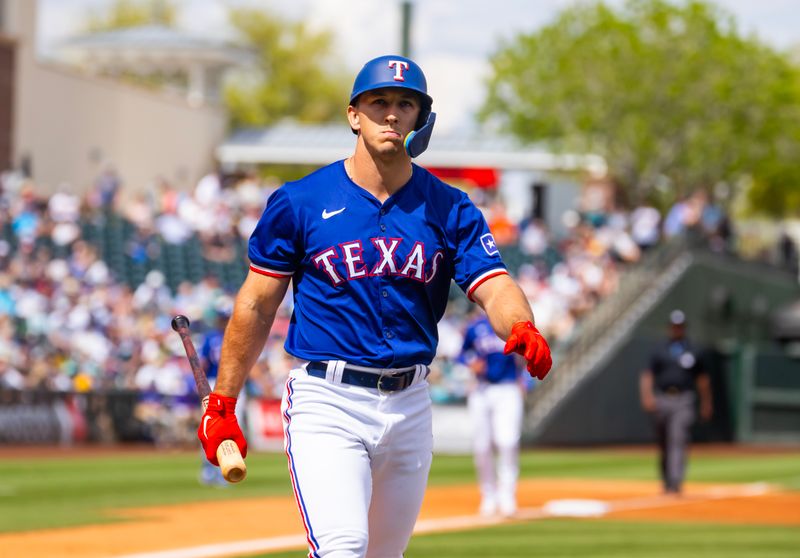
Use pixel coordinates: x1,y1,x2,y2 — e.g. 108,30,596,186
223,8,349,128
81,0,179,91
85,0,176,31
480,0,800,215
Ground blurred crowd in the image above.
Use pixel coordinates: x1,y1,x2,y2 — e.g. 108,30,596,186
0,167,289,443
430,183,735,402
0,165,776,439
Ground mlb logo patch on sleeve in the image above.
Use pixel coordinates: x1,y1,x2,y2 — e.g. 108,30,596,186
481,233,499,256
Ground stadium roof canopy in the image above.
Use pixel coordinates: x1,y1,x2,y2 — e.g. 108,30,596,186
55,25,252,104
58,24,248,65
217,123,607,175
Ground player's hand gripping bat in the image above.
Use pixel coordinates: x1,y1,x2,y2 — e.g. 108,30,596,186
171,314,247,483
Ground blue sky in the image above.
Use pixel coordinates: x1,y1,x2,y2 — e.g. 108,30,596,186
38,0,800,132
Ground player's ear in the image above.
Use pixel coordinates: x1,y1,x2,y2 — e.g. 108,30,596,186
347,105,360,134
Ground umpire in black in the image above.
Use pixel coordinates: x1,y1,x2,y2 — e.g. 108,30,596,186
640,310,713,495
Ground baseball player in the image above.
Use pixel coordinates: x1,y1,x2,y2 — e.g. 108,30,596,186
197,54,552,557
460,310,528,517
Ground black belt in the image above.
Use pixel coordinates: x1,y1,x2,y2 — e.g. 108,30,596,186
660,386,688,395
306,361,424,393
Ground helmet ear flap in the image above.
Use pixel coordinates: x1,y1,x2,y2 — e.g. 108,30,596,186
415,100,432,131
405,112,436,158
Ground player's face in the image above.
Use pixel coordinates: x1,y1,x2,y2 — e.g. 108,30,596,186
349,88,421,155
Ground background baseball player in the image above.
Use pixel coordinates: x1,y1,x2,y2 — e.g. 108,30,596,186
460,309,529,517
197,54,552,557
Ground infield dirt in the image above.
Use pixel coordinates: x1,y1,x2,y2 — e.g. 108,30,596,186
2,478,798,558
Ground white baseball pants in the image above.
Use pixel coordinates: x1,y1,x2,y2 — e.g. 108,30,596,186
281,366,433,558
467,381,524,515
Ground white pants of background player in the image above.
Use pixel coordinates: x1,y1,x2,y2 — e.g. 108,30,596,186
467,381,524,516
281,365,433,558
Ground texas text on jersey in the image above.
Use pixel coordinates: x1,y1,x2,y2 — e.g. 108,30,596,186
248,161,509,368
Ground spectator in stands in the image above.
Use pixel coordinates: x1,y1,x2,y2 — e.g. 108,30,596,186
0,349,24,390
519,218,549,258
698,191,733,253
11,182,42,245
133,270,172,313
48,186,82,249
779,229,798,273
630,203,661,251
0,272,14,315
92,165,121,211
194,169,223,208
663,196,690,238
487,200,518,247
123,192,156,233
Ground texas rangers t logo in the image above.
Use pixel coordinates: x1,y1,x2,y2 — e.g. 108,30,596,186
481,233,499,256
388,60,410,81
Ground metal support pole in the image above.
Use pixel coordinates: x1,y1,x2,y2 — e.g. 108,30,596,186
401,1,412,58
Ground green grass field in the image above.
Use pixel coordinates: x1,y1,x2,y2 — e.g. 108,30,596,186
1,447,799,556
258,520,800,558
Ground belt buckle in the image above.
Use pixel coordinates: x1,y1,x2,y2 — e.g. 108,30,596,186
377,369,408,394
376,369,392,395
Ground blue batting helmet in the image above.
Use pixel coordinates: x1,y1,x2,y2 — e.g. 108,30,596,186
349,54,436,158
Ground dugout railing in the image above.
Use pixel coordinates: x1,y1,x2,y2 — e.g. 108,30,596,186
525,235,695,440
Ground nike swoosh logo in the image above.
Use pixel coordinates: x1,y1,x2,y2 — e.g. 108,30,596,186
322,207,346,219
202,415,211,439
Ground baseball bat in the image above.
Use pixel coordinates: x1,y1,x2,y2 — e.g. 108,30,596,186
171,314,247,483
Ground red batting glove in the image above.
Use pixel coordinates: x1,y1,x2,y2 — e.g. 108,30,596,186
503,321,553,380
197,393,248,466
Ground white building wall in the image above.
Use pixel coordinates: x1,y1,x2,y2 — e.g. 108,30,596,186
11,0,226,196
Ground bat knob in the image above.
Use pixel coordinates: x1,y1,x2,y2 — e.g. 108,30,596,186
171,315,190,331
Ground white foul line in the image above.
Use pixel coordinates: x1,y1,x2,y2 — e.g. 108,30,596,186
114,535,308,558
113,483,773,558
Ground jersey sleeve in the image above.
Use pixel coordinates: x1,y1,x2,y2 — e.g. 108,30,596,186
451,195,508,301
248,187,300,278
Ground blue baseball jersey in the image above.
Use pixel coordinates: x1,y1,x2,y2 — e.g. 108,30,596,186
461,316,519,383
248,161,508,368
200,328,224,381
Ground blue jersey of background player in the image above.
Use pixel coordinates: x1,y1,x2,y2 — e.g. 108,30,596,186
461,316,519,384
200,296,234,382
200,327,223,382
